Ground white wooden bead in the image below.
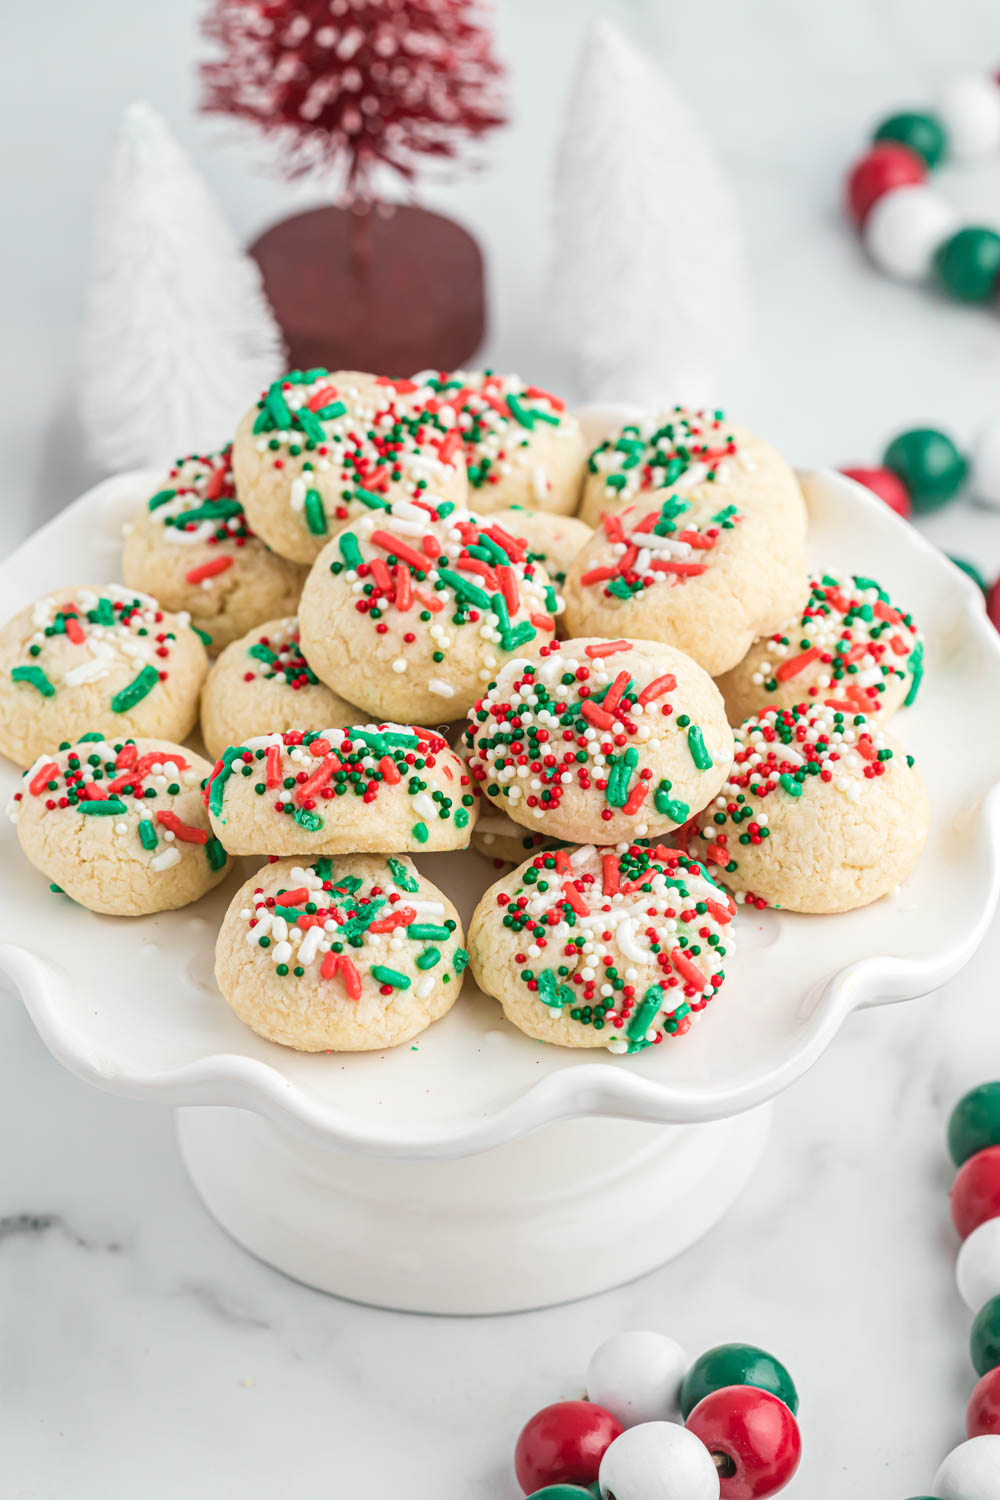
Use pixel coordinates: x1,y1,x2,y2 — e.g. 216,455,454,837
863,184,959,281
972,418,1000,510
587,1332,688,1428
599,1422,720,1500
938,75,1000,160
958,1219,1000,1310
934,1435,1000,1498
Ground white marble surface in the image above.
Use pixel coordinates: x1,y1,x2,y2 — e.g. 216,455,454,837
3,0,1000,1495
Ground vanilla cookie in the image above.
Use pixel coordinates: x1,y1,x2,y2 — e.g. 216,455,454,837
122,446,306,652
199,616,359,762
9,734,228,914
468,842,736,1052
578,408,807,534
215,853,468,1051
0,586,208,768
414,370,587,513
716,570,924,726
206,724,475,856
489,507,593,588
298,499,560,724
462,637,732,845
562,485,808,678
232,369,468,565
678,703,929,913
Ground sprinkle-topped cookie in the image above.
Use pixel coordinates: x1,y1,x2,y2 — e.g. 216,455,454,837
679,702,929,913
215,853,468,1051
463,636,732,845
199,615,359,762
9,734,228,914
412,370,588,513
577,409,807,534
467,842,736,1053
205,723,476,856
122,446,305,652
0,585,208,767
232,369,468,565
489,507,593,591
563,486,808,678
298,499,561,724
717,570,924,726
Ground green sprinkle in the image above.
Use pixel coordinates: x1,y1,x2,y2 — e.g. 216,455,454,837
371,965,411,990
388,856,419,892
436,568,492,610
339,533,364,570
687,724,713,770
147,488,177,511
192,626,213,647
12,665,55,697
626,984,664,1041
205,837,227,871
79,798,127,816
412,822,429,844
779,774,803,797
406,923,451,940
453,948,470,973
501,621,537,652
904,638,924,707
354,486,389,510
303,487,327,535
111,665,160,713
292,807,324,832
138,818,158,850
416,948,441,970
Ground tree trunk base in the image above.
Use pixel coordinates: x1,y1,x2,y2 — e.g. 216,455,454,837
249,204,486,376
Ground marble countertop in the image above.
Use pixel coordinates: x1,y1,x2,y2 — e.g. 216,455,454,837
4,1,1000,1495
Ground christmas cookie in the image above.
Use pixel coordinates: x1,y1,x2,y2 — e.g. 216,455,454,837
462,637,732,845
679,703,929,913
562,485,808,678
716,570,924,726
489,507,593,588
205,724,475,856
298,499,560,724
215,853,468,1051
0,586,208,768
577,408,807,534
232,369,468,565
413,370,588,513
9,734,228,915
467,842,736,1052
199,616,359,762
122,446,306,652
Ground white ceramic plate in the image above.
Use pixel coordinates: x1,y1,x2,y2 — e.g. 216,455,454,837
3,459,1000,1159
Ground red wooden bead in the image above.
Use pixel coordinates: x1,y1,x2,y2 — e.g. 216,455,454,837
514,1401,623,1495
686,1386,802,1499
839,466,912,518
846,143,926,224
988,577,1000,634
953,1147,1000,1239
968,1366,1000,1438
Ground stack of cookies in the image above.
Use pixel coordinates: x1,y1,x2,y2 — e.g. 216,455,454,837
1,370,929,1056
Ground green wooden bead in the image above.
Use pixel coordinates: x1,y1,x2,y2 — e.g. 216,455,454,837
526,1488,600,1500
971,1294,1000,1376
950,1082,1000,1166
679,1343,798,1420
949,556,989,594
934,226,1000,302
882,428,967,512
873,110,947,167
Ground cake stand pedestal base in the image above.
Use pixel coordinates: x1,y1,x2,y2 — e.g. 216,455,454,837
176,1103,772,1314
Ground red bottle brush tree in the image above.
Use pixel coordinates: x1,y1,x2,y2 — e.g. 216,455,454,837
202,0,506,204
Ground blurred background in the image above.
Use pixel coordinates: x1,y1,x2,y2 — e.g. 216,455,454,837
4,0,1000,569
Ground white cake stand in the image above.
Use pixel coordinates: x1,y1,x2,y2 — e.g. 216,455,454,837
3,450,1000,1314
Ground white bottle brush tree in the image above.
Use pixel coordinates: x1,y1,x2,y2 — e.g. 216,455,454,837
550,20,751,408
80,101,285,473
